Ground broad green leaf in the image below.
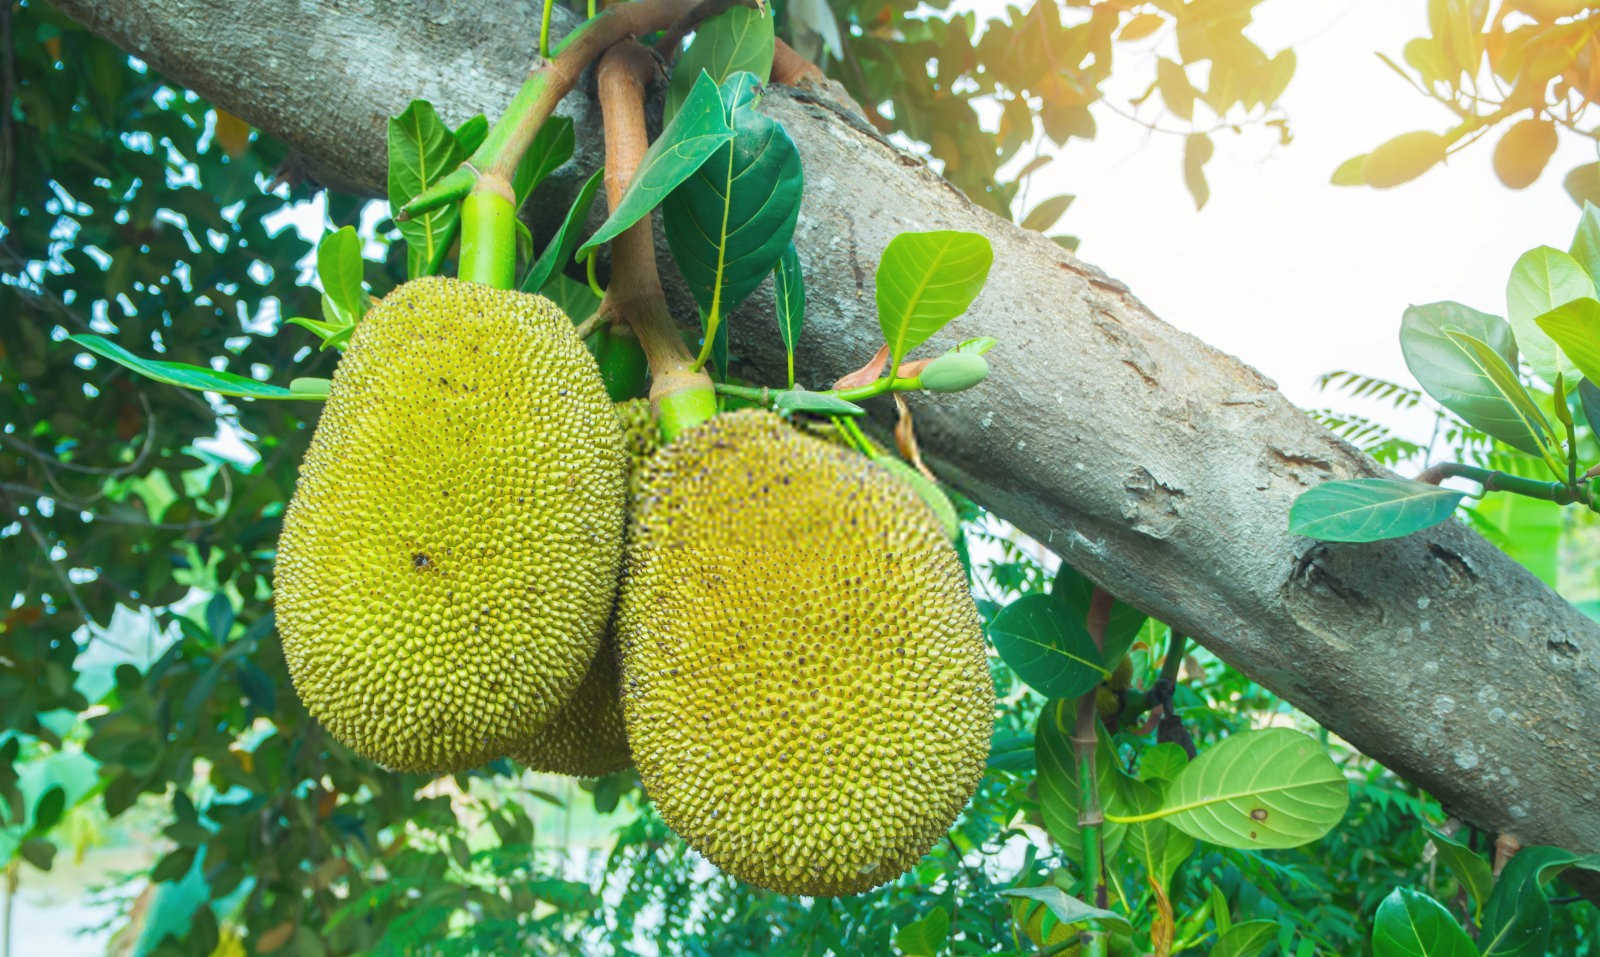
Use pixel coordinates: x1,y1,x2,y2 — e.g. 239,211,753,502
315,225,365,325
285,316,343,347
1481,847,1600,956
579,71,734,258
1290,479,1465,543
1399,303,1547,456
1568,202,1600,290
666,6,774,121
1444,330,1558,462
876,230,994,372
775,243,805,387
1214,920,1281,957
998,886,1133,937
69,335,304,400
1533,296,1600,384
1145,728,1348,849
28,786,65,835
1581,378,1600,437
989,593,1108,699
388,99,466,278
1119,775,1194,890
1372,887,1478,957
664,72,803,368
512,116,576,207
1139,742,1189,783
1506,246,1590,385
544,272,601,324
1034,700,1124,864
893,906,949,956
453,114,489,155
1050,563,1146,665
520,166,604,294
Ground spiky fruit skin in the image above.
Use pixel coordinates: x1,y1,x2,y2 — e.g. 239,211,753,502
616,410,993,896
274,276,627,774
509,399,657,777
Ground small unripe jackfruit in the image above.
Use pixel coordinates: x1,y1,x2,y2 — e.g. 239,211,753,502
616,410,993,896
509,399,657,777
275,276,627,773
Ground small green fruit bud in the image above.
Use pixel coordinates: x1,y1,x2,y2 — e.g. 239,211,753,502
918,352,990,393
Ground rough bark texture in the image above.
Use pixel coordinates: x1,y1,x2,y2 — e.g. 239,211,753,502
55,0,1600,858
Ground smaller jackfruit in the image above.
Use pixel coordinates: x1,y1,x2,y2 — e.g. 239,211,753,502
508,399,658,777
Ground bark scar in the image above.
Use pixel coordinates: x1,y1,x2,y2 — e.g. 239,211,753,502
1427,543,1478,583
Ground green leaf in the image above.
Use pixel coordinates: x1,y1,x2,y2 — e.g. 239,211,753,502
1020,194,1074,232
1119,775,1194,890
1481,847,1600,956
1146,728,1349,849
1443,330,1558,463
1214,920,1282,957
1372,887,1479,957
520,166,605,295
1580,378,1600,438
775,243,805,387
664,72,803,368
1567,202,1600,290
28,786,65,835
1034,701,1124,864
876,230,994,372
18,837,54,871
69,335,305,399
989,593,1108,699
1399,303,1548,456
893,906,949,956
1533,297,1600,384
770,388,863,416
388,99,467,278
579,71,734,258
512,115,576,207
998,886,1133,937
315,225,365,325
1290,478,1464,542
1139,741,1189,782
288,378,332,399
1050,563,1146,665
1506,246,1591,385
453,114,489,155
666,6,775,122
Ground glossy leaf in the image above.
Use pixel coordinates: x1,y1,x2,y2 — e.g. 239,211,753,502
388,99,466,278
1444,330,1558,461
512,115,575,206
1213,920,1281,957
1533,296,1600,385
1372,887,1478,957
989,593,1108,699
774,243,805,386
1035,700,1124,864
1051,563,1146,665
1399,302,1547,456
663,72,803,367
666,6,774,121
876,230,994,372
453,113,488,155
1119,775,1194,890
1290,478,1465,543
315,225,365,325
998,886,1132,937
68,335,304,400
1139,742,1189,782
893,906,949,956
1150,728,1348,849
520,166,604,294
1507,246,1590,384
579,71,734,258
1481,847,1600,956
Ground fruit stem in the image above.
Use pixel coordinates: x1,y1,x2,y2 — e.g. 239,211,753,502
597,41,717,440
457,175,517,289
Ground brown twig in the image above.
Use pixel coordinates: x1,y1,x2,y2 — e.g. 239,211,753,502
772,38,824,86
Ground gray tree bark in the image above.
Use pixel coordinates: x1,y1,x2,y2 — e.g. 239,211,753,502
54,0,1600,862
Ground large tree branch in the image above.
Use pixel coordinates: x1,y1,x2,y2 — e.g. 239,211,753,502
53,0,1600,860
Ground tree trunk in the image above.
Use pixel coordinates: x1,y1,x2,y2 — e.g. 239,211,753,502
52,0,1600,861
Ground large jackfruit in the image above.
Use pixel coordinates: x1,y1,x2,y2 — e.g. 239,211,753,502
616,409,993,896
508,399,657,777
274,276,627,774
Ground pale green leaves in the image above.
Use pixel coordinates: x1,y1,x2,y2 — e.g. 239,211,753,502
997,886,1133,937
876,230,994,374
1034,702,1124,864
1505,246,1591,386
1290,478,1465,543
1372,888,1478,957
665,6,774,122
1534,297,1600,385
68,335,324,400
1111,728,1348,850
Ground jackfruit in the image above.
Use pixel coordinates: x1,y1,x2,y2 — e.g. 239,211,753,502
508,399,657,777
274,276,627,774
615,409,993,896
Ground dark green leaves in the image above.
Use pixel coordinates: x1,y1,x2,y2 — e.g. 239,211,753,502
579,71,734,258
520,167,605,295
512,116,575,207
666,6,774,121
1372,888,1478,957
775,244,805,387
1423,825,1492,923
388,100,469,278
1034,701,1124,864
988,594,1108,699
68,335,319,400
1290,478,1465,542
892,906,949,956
288,226,368,350
1399,302,1551,456
1480,847,1600,957
876,230,994,373
663,72,804,369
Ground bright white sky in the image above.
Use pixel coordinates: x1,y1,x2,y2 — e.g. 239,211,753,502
1039,0,1597,420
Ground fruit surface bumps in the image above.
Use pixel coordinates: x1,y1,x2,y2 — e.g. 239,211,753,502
616,409,993,895
509,399,657,777
274,276,627,773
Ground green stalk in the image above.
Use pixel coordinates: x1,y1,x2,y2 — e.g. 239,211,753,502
1418,461,1592,507
657,388,719,440
457,182,517,289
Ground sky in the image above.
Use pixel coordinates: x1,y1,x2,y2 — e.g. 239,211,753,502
1027,0,1597,425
